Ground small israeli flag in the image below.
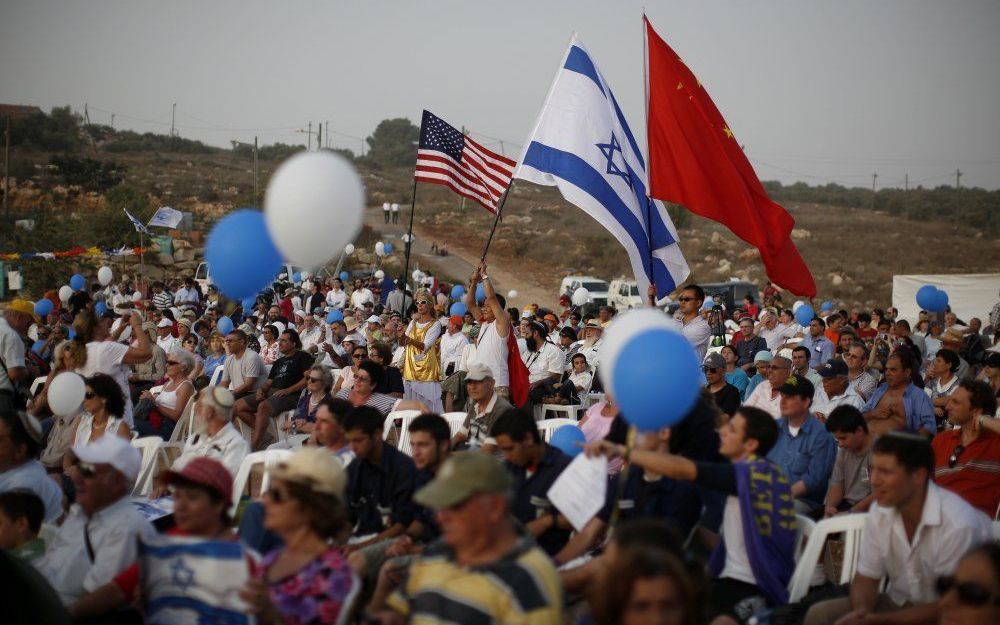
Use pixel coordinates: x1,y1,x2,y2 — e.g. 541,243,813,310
124,208,152,235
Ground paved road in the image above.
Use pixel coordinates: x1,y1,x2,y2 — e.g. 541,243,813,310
362,206,554,309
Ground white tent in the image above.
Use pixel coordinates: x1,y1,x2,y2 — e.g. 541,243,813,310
892,273,1000,325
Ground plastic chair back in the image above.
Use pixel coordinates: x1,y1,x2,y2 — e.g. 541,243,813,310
787,512,868,602
229,449,292,517
536,418,577,442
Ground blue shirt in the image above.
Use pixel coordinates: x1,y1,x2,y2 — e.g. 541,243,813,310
862,383,937,435
725,368,750,396
767,414,837,508
800,333,835,368
346,443,418,534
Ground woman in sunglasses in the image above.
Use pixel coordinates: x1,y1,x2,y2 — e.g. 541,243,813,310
259,324,281,366
938,543,1000,625
332,342,367,395
289,366,334,434
399,289,443,413
180,334,205,381
70,373,131,448
135,349,196,439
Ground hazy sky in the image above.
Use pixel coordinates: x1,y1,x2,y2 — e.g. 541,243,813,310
2,0,998,189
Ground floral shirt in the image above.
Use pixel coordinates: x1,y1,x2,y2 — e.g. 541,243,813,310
258,547,354,625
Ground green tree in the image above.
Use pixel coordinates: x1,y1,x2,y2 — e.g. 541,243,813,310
364,118,419,167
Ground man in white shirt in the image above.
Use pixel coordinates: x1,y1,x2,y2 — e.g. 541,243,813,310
522,321,563,409
812,359,866,422
0,300,33,412
299,312,326,356
326,278,347,310
163,386,249,480
77,311,152,427
744,356,792,419
465,263,511,398
439,315,470,377
155,318,179,354
35,435,154,607
674,284,711,362
804,432,992,625
574,320,604,370
174,277,201,306
350,279,375,309
756,309,798,352
0,412,64,522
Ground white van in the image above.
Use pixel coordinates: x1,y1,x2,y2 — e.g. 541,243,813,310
559,276,609,306
608,278,643,310
195,261,306,293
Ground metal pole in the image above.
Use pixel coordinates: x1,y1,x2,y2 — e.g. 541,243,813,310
3,116,9,225
171,103,176,136
253,136,259,206
401,178,419,315
479,182,515,263
317,124,322,151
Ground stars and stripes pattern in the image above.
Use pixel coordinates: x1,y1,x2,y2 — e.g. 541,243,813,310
414,110,516,213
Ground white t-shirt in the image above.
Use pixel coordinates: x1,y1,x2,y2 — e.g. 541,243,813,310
326,289,347,310
0,317,25,393
719,495,756,584
222,350,266,391
78,341,134,426
524,341,563,384
440,330,470,371
0,460,64,522
744,380,781,419
350,288,374,309
472,321,509,387
679,315,712,363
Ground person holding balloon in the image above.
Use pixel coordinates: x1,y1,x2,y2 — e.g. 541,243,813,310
399,289,444,413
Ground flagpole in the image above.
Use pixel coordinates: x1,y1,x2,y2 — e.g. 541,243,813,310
479,181,514,264
641,14,655,294
401,178,418,318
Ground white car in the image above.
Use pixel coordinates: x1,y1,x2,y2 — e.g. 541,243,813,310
608,278,643,310
195,261,306,293
559,275,609,307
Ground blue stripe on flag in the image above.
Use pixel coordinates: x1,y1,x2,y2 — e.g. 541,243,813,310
147,596,250,625
139,540,245,560
564,46,605,97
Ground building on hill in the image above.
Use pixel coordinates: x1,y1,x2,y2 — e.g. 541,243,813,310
0,104,43,120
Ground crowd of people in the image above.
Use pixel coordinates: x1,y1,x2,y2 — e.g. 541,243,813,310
1,265,999,625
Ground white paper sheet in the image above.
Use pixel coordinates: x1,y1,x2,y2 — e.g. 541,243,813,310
547,454,608,531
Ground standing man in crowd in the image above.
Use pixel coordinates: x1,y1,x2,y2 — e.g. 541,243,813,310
801,317,836,370
0,301,34,412
465,262,512,400
675,284,711,362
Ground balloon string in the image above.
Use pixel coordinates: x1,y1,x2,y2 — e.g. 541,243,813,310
607,426,637,532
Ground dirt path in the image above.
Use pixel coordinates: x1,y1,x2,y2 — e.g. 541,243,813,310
363,206,556,309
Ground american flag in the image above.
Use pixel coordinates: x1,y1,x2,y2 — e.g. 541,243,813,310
414,110,516,213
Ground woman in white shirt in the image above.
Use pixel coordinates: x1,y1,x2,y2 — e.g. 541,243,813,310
71,373,130,448
135,349,196,439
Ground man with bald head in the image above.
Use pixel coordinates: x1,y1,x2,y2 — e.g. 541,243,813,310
744,355,793,419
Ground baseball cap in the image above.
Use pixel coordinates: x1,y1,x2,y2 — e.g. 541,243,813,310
366,315,381,325
72,435,142,483
414,452,512,509
164,457,233,502
7,299,40,323
817,359,848,378
776,374,815,400
449,315,463,325
465,362,494,382
269,447,346,496
754,350,774,363
157,318,173,328
703,352,726,370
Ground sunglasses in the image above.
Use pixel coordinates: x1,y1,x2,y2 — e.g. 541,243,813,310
353,353,365,359
702,366,718,373
937,575,1000,606
166,360,180,366
307,376,323,383
84,391,96,399
678,297,696,302
416,300,430,305
266,487,292,504
948,444,965,469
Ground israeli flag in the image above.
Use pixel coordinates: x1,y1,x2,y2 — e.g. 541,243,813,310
139,534,254,625
124,208,152,236
516,34,689,299
147,206,184,229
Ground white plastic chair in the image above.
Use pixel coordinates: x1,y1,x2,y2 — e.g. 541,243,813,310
131,436,166,496
536,418,577,442
335,573,362,625
168,396,197,444
208,366,224,387
794,514,817,562
992,520,1000,539
229,449,292,517
787,513,868,602
441,412,467,437
382,410,423,456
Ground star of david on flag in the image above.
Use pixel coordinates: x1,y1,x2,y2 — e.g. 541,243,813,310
515,34,689,300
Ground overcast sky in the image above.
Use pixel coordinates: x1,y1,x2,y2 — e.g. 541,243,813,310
2,0,998,190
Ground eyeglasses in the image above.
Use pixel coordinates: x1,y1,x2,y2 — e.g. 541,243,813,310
948,444,965,468
678,297,696,302
84,391,96,399
416,300,430,305
355,374,372,384
307,376,323,383
936,575,1000,606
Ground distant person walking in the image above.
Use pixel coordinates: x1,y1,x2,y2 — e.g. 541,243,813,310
391,202,400,224
383,202,391,224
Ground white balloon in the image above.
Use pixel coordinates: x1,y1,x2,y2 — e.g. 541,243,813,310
301,271,311,280
792,300,804,313
507,289,518,298
412,270,423,281
571,287,591,306
374,241,385,257
264,151,365,268
59,285,73,303
374,270,385,279
344,243,355,255
49,372,86,417
97,266,114,286
599,308,682,394
132,291,143,302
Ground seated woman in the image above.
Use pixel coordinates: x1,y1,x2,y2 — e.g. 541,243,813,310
367,342,404,398
202,332,228,381
288,365,334,435
135,349,196,440
71,373,131,447
180,334,205,381
240,448,356,625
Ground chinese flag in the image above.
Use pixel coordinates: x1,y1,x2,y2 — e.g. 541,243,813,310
644,16,816,297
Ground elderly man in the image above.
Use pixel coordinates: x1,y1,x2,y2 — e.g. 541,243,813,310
674,284,712,362
756,308,797,352
0,411,63,522
299,311,325,355
575,320,604,370
35,435,154,607
734,317,768,371
812,358,865,422
845,343,878,401
163,386,249,480
766,375,837,516
862,353,936,436
376,451,563,623
0,300,36,412
451,363,513,453
155,318,179,354
439,316,469,377
801,317,836,369
744,355,792,419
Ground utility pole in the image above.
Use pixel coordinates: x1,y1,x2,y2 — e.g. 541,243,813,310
904,173,908,191
955,168,962,189
325,121,329,149
170,103,177,136
253,136,259,206
871,172,878,209
84,103,91,127
110,113,115,129
317,123,322,151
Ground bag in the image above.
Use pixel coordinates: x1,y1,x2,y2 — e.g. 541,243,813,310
133,397,156,421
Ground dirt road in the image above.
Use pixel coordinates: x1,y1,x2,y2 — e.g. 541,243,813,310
363,206,556,309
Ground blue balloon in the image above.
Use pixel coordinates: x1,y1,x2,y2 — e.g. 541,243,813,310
339,271,349,282
68,328,76,340
34,299,54,316
927,288,949,313
820,301,833,312
241,296,256,310
31,340,46,355
550,425,586,458
915,285,938,311
94,302,107,316
795,304,815,327
383,243,393,254
205,209,284,300
475,283,486,304
612,329,701,432
326,310,344,324
292,272,302,283
70,273,85,291
449,302,467,317
217,316,234,335
450,284,466,299
702,296,715,311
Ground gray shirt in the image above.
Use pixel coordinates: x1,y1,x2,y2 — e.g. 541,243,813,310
829,444,872,506
461,393,514,447
222,350,266,392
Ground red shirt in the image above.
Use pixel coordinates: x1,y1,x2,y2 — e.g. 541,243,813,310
932,428,1000,517
857,327,878,340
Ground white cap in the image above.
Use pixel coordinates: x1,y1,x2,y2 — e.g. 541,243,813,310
465,362,494,382
157,318,173,328
366,315,381,325
72,435,141,482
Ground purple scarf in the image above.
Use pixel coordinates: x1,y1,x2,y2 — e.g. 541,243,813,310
708,457,797,605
